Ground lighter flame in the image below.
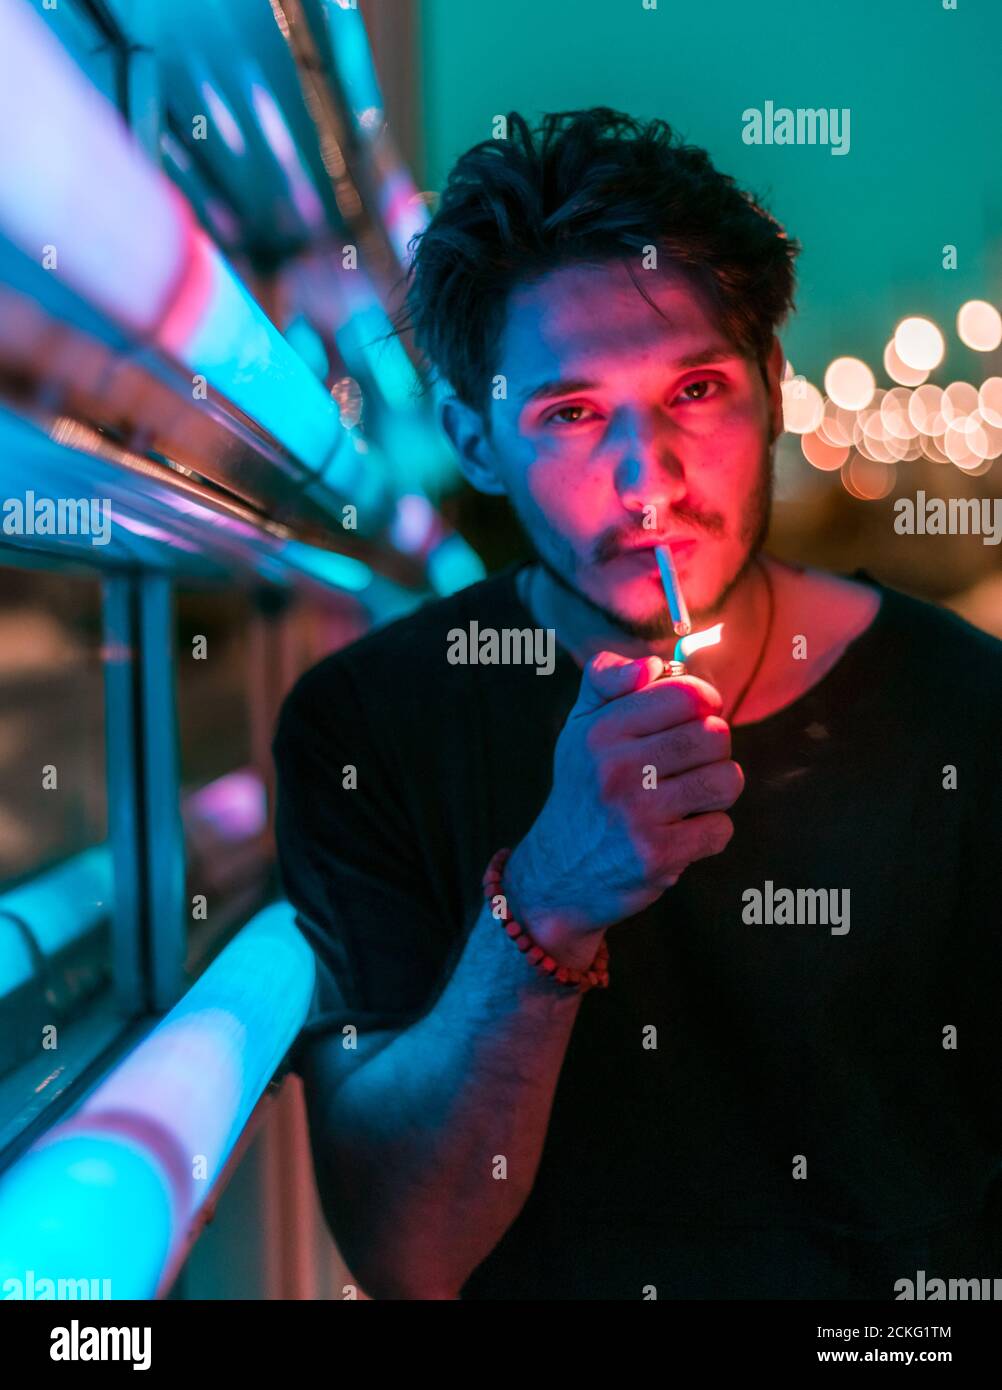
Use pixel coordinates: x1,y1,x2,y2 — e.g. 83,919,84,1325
676,623,724,661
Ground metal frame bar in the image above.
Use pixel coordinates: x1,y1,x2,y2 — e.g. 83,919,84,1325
102,574,145,1012
137,575,186,1012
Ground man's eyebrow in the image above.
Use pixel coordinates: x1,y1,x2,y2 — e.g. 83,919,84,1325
520,377,596,404
674,346,739,369
517,348,740,404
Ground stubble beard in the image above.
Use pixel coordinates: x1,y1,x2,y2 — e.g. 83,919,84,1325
522,448,774,642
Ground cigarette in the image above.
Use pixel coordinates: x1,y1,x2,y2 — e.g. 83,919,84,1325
654,544,691,637
654,543,724,674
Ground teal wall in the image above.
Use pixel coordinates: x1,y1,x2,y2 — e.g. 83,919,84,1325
419,0,1001,388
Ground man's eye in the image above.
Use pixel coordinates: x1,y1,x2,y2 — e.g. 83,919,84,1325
676,379,720,404
544,404,595,426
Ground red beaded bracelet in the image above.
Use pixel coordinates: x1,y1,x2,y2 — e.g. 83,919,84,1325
482,847,610,993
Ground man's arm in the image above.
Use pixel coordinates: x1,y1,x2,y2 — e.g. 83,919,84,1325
295,654,742,1300
302,891,592,1300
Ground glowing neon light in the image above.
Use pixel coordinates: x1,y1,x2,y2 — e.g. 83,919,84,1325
428,535,486,596
279,540,372,591
200,81,246,158
0,845,112,961
156,227,347,473
250,80,325,231
0,0,186,334
0,0,349,478
0,904,315,1298
324,0,384,126
186,770,267,843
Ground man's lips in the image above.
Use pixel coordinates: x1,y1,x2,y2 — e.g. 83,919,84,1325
613,539,698,562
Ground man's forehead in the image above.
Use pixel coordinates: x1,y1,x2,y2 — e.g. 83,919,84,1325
499,260,726,370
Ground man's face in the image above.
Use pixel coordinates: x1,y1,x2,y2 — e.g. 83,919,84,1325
481,258,782,638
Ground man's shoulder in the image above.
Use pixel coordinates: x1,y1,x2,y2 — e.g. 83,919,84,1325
866,571,1002,713
274,561,526,734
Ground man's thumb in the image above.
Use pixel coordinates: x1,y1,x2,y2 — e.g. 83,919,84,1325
572,651,663,715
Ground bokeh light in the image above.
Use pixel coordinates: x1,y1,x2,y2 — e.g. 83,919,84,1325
781,379,824,434
893,317,945,372
330,376,363,427
801,430,848,471
883,339,928,387
941,381,979,424
957,300,1002,352
908,384,944,435
842,452,895,500
978,377,1002,428
817,398,853,447
957,414,995,462
852,390,892,462
943,420,982,468
921,434,950,464
976,418,1002,458
824,357,875,410
880,388,918,440
953,456,995,478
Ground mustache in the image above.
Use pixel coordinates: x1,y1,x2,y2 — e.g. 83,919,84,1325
595,508,726,563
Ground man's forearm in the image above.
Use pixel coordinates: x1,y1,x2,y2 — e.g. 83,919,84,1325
311,891,601,1299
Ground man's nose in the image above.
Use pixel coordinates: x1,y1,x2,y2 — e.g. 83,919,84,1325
611,409,686,514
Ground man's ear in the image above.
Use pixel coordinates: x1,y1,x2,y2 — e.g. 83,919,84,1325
440,396,507,497
765,336,785,444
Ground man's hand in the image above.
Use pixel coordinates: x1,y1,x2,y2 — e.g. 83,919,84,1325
503,651,743,965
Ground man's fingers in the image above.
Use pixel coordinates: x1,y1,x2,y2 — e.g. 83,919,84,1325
600,673,724,737
634,715,732,778
571,651,664,717
653,759,745,823
656,811,735,880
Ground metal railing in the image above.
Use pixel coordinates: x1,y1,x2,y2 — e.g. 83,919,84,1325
0,901,315,1299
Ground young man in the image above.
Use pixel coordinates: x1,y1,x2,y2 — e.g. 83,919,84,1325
272,109,1002,1300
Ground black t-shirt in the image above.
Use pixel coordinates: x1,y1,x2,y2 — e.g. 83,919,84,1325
271,561,1002,1299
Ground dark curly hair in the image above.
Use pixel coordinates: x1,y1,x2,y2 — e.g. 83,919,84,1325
402,107,799,415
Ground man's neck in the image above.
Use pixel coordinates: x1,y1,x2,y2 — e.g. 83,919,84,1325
516,554,882,726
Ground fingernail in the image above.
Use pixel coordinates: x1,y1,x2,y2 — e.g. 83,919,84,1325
635,655,662,688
